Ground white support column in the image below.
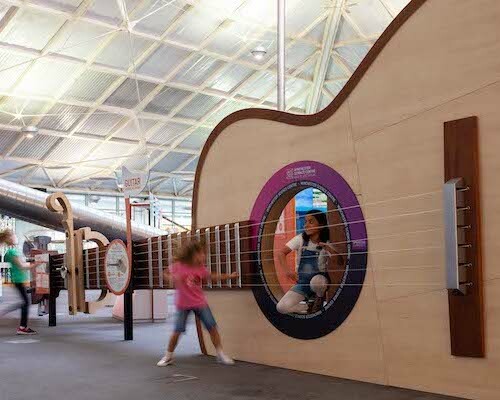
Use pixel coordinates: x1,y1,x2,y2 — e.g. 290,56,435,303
277,0,286,111
306,0,346,114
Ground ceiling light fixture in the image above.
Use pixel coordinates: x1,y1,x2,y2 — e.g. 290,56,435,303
251,46,267,61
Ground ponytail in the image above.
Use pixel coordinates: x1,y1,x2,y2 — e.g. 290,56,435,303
0,229,13,244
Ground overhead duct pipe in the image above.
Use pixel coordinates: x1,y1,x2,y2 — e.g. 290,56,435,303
0,178,164,241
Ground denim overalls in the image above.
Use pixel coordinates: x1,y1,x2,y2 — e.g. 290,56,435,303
291,241,324,299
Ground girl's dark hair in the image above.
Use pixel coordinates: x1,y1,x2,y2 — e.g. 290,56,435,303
174,240,205,265
302,209,329,244
0,229,13,244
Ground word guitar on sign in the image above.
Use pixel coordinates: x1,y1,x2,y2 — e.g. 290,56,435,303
122,166,148,197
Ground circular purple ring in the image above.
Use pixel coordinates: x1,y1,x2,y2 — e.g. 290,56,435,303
250,160,367,250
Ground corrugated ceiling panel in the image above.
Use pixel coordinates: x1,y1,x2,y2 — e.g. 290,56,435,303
26,167,51,185
95,179,119,190
46,137,97,162
346,0,392,35
65,178,96,189
133,0,187,35
335,17,361,43
287,91,308,111
287,0,323,37
32,0,83,13
1,9,65,50
4,168,32,181
62,70,119,102
152,152,193,173
44,165,74,182
175,94,221,121
16,59,81,98
234,0,277,29
75,111,124,136
325,80,348,98
267,78,310,104
179,128,210,150
326,58,349,80
205,101,248,125
167,8,224,46
11,134,60,159
387,0,412,13
154,178,174,193
138,45,191,79
114,118,157,140
144,87,192,115
336,44,370,71
172,54,224,86
182,156,199,172
0,98,45,127
84,141,135,168
306,19,326,43
85,0,142,25
0,4,8,20
237,71,276,100
298,61,316,81
197,0,245,15
124,149,162,171
94,32,154,70
0,130,21,154
66,166,103,181
52,21,111,60
0,51,33,91
38,103,89,132
104,78,157,109
205,22,259,57
319,92,333,112
285,42,317,72
207,64,253,93
0,159,28,174
148,122,187,145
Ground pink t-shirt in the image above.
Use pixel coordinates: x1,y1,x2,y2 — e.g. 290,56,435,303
170,262,209,309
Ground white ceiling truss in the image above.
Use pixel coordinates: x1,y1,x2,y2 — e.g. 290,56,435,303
0,0,409,197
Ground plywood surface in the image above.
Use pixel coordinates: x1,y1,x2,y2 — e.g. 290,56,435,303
195,103,358,228
193,1,500,398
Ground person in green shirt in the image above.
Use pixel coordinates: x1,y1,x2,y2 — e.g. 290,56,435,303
1,229,42,335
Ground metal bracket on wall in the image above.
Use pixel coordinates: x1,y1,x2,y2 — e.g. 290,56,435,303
444,177,472,296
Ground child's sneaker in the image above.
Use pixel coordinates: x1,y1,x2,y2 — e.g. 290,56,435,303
217,352,235,365
308,295,325,313
17,327,37,335
156,355,174,367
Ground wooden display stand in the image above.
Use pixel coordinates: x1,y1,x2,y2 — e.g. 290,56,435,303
112,290,169,322
46,193,133,339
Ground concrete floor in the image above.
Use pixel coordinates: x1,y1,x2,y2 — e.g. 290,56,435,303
0,292,462,400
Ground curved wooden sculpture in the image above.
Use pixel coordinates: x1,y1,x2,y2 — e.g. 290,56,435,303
46,192,78,314
192,0,500,399
47,193,113,315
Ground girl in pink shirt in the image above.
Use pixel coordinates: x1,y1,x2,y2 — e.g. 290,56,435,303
157,241,237,367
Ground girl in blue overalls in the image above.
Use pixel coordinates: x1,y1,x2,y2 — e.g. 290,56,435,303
276,210,338,314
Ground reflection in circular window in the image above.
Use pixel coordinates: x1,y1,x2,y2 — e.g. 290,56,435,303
250,161,367,340
263,188,348,317
273,188,348,316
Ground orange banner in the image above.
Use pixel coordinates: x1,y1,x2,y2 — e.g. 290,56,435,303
273,198,297,293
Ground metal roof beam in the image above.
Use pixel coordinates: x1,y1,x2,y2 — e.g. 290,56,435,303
306,0,345,113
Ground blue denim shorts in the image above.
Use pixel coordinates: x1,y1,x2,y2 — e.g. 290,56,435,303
174,306,217,333
291,273,330,299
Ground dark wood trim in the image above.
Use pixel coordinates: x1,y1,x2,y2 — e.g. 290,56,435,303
444,116,484,357
191,0,428,228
